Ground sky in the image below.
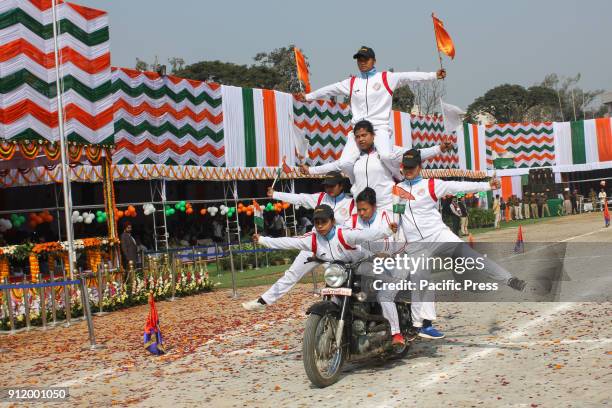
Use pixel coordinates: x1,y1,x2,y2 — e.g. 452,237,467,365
78,0,612,108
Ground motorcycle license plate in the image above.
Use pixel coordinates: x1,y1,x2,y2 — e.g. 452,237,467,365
320,287,352,296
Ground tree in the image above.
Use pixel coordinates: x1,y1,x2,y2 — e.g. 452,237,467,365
253,45,306,93
135,57,149,71
175,60,281,89
410,75,446,115
539,73,603,121
467,84,532,123
168,57,185,74
468,73,604,123
387,68,415,112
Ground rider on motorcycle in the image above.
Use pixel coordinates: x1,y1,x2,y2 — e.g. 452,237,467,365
242,171,355,311
351,187,408,347
253,204,397,270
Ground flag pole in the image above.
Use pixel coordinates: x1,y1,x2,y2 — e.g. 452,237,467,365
294,46,306,166
52,0,77,279
432,13,444,72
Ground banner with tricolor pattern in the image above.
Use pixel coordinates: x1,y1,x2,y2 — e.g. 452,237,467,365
553,118,612,171
390,110,412,149
222,85,296,168
410,114,459,169
456,123,487,171
112,67,223,166
292,99,351,166
485,122,555,168
0,0,113,145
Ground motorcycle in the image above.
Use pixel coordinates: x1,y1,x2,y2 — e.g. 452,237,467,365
302,257,415,388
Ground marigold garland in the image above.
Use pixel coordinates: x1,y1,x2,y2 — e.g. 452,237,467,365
0,258,9,280
29,254,40,282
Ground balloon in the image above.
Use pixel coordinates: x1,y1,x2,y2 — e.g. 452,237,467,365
200,208,207,216
246,210,253,216
0,219,12,232
282,202,290,209
186,208,193,215
77,216,84,223
117,210,124,219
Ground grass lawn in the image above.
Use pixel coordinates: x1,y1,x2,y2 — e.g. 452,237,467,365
208,262,323,289
468,215,558,235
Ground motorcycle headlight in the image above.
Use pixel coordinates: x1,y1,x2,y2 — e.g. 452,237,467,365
324,264,348,288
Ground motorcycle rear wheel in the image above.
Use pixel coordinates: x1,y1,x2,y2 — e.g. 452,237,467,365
303,313,345,388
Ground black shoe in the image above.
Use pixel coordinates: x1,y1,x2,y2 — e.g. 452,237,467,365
507,277,526,291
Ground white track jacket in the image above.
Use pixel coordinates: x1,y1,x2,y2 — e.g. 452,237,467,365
305,70,437,127
352,145,441,210
258,224,394,263
272,191,355,225
395,178,491,242
349,210,407,255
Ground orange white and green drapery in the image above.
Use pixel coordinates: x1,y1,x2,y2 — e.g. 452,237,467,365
553,118,612,172
456,123,486,171
222,85,297,168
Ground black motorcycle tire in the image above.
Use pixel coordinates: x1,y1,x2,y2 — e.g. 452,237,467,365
303,313,345,388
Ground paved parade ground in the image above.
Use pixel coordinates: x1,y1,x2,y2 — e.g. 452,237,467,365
1,212,610,407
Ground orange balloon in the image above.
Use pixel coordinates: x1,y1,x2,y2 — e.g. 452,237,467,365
282,202,290,209
246,210,253,216
45,214,53,222
34,215,43,224
186,208,194,215
117,210,124,218
29,220,37,229
200,208,207,216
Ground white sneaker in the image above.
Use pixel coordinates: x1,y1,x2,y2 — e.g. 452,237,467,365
242,299,266,311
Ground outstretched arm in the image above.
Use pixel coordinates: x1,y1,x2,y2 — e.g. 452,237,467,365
388,145,442,167
271,191,319,209
256,234,311,251
387,71,438,89
433,179,492,198
305,79,351,101
342,224,395,246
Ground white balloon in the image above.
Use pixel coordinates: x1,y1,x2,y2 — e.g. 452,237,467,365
77,216,84,223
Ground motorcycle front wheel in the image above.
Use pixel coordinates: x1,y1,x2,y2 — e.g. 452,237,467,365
303,313,345,388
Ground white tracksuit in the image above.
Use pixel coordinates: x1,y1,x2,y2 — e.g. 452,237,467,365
351,145,441,210
261,192,355,304
258,224,394,263
395,177,512,326
351,210,406,335
305,70,437,176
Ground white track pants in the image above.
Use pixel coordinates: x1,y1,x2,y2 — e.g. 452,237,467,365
261,250,316,304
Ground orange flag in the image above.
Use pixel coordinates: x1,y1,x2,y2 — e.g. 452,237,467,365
432,13,455,59
294,47,311,93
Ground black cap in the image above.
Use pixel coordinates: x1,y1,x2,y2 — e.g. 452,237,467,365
313,204,335,221
321,171,345,186
353,46,375,59
401,149,422,168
